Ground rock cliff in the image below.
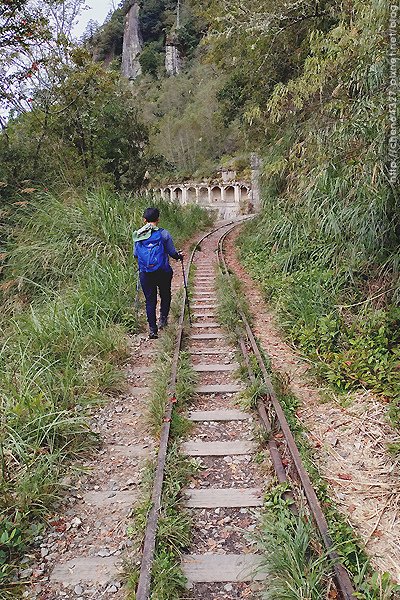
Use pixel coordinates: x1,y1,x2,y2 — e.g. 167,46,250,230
165,41,181,76
121,3,142,80
165,30,181,76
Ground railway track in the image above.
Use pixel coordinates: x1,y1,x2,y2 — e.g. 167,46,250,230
136,220,356,600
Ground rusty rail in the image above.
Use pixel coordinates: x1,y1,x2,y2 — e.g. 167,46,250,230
135,221,237,600
216,226,356,600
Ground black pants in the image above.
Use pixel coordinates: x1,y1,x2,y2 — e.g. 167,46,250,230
139,268,173,331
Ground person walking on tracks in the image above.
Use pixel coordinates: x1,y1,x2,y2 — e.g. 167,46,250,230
133,207,183,339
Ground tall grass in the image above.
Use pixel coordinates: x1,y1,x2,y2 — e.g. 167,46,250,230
240,181,400,420
0,189,211,592
256,507,330,600
237,0,400,421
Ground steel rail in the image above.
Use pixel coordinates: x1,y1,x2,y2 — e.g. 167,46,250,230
216,225,290,489
217,226,356,600
238,316,296,510
135,220,238,600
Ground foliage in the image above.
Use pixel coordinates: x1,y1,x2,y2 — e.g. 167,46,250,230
240,212,400,407
0,0,87,115
259,483,400,600
139,0,177,44
0,0,45,50
133,62,241,181
88,7,125,61
140,41,165,77
89,0,203,80
82,1,239,182
0,0,49,114
236,0,399,424
215,269,253,347
175,10,205,59
195,0,337,142
1,0,399,591
257,485,331,599
0,189,210,591
0,50,149,201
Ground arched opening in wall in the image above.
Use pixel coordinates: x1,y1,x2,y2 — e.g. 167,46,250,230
211,186,222,203
224,186,235,203
173,187,183,203
240,186,250,202
198,187,209,205
187,187,196,204
240,186,252,213
164,188,171,202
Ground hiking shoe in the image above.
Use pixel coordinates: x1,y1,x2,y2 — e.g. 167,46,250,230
148,329,158,340
158,316,168,330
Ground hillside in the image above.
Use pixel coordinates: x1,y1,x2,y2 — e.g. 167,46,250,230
87,0,399,417
0,0,399,597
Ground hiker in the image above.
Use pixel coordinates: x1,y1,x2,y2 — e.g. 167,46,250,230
133,207,183,339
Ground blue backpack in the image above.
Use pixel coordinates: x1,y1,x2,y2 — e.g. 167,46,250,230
136,229,166,272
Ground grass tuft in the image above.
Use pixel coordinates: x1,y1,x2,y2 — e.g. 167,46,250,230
257,490,331,600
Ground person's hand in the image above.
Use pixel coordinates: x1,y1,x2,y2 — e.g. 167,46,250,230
178,250,184,261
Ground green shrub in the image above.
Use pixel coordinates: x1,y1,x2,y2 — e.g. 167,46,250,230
240,219,400,423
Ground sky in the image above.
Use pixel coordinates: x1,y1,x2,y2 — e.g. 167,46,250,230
73,0,116,38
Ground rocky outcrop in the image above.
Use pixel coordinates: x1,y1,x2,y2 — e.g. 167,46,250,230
121,3,142,80
165,34,181,75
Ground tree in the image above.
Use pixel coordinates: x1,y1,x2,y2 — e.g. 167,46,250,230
0,0,87,115
0,0,55,54
194,0,338,139
97,92,149,189
0,0,49,114
89,8,125,61
0,49,149,194
139,0,167,43
139,41,164,76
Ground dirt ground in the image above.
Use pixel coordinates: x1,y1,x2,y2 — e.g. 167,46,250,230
24,334,155,599
23,232,197,599
224,226,400,584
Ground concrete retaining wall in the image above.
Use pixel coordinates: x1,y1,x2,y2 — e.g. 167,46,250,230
146,182,254,218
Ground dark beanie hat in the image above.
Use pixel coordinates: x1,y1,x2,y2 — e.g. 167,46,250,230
143,207,160,222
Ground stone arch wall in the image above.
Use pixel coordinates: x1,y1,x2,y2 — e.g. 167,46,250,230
187,187,197,203
225,185,235,203
211,186,222,203
173,187,183,203
198,187,209,205
240,185,251,204
149,180,253,218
